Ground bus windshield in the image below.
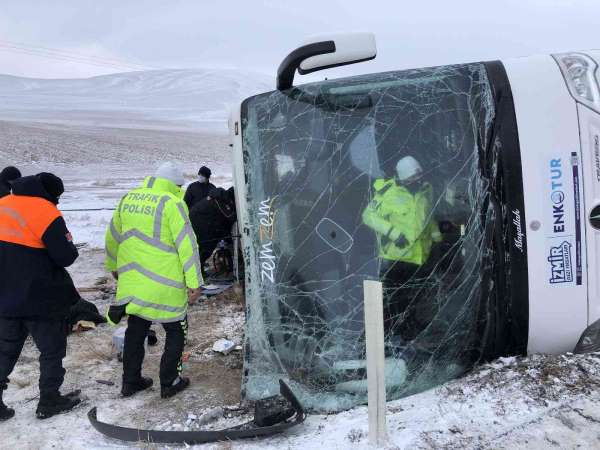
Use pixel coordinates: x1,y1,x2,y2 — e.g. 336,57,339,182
240,62,518,411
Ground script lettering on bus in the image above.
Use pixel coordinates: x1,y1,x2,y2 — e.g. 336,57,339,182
257,197,277,284
512,209,524,253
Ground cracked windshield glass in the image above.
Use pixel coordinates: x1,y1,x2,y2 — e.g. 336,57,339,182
241,62,499,411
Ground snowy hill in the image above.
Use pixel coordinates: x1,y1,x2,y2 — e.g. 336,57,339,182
0,69,272,132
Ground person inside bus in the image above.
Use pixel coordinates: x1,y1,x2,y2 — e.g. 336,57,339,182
362,155,442,339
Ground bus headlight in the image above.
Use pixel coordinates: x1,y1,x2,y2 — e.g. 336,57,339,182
554,52,600,113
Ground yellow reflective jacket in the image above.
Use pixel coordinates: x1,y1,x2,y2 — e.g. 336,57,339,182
105,176,203,323
362,178,441,265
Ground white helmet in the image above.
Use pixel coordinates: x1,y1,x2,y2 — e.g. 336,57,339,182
395,156,422,182
156,161,185,186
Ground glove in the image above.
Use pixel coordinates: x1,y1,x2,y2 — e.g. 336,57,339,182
384,229,408,248
394,234,409,248
106,304,127,326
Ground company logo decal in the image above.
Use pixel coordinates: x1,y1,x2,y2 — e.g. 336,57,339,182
544,155,582,286
550,158,565,233
571,152,583,285
548,241,573,284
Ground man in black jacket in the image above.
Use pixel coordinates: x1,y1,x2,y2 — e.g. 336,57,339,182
184,166,215,210
0,166,21,198
189,187,236,278
0,173,81,421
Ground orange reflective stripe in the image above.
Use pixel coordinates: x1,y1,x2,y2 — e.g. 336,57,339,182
0,195,62,249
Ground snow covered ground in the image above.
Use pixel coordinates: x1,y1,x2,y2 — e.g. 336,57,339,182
2,85,600,448
0,120,233,250
6,317,600,450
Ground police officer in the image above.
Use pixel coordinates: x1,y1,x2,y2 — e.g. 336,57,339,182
0,166,21,199
362,155,441,266
105,162,203,399
0,173,81,421
362,156,442,339
183,166,215,210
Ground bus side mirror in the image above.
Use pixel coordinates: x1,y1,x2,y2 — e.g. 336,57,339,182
277,32,377,91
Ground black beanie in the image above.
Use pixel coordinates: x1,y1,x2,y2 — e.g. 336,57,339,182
37,172,64,204
0,166,21,183
198,166,211,178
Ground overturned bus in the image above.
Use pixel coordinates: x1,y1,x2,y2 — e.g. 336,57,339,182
228,33,600,411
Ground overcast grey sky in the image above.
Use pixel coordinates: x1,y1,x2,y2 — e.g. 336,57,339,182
0,0,599,80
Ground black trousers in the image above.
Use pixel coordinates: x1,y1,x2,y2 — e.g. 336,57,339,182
380,261,423,341
0,318,67,394
123,315,187,387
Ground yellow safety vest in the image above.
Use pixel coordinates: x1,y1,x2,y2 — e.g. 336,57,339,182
105,176,202,322
362,179,440,265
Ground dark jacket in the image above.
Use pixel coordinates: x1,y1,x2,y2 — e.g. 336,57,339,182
0,166,20,199
0,181,9,199
0,176,80,319
184,181,216,210
69,297,106,331
189,195,236,258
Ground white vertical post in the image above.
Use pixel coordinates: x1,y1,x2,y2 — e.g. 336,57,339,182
363,280,387,446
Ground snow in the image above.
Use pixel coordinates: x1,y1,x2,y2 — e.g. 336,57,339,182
6,330,600,450
0,69,272,133
234,353,600,449
0,121,233,250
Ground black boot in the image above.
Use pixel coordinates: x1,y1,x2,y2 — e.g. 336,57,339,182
121,377,153,397
36,391,81,419
0,391,15,422
161,376,190,399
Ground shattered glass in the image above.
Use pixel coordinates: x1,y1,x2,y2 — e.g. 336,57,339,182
240,63,501,412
